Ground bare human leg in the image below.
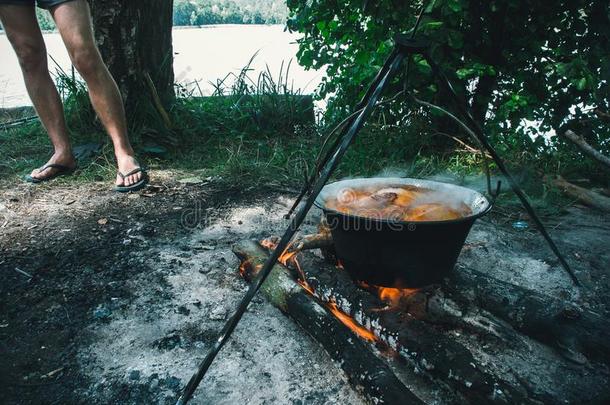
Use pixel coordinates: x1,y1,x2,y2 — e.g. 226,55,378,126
0,4,76,180
49,0,143,187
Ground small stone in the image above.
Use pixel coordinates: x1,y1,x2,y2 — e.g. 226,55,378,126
165,376,181,390
198,266,210,274
129,370,141,381
93,305,111,320
209,306,227,320
177,305,190,316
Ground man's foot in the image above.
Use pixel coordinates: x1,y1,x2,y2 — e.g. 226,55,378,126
29,152,76,181
115,154,144,187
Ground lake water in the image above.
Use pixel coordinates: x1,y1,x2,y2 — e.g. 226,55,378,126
0,24,324,108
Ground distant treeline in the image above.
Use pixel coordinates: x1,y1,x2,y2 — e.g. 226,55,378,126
0,1,288,32
173,0,289,25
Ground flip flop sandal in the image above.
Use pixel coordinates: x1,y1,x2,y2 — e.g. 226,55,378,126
25,163,77,183
114,167,149,193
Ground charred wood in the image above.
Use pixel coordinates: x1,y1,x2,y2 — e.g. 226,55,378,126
235,241,533,404
296,254,532,404
449,266,610,366
233,240,423,405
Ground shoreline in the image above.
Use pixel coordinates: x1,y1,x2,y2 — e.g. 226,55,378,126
0,23,286,36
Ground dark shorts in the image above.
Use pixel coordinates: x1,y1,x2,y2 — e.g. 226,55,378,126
0,0,76,9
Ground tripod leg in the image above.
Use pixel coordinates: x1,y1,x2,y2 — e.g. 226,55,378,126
285,48,402,218
424,54,580,286
176,50,407,405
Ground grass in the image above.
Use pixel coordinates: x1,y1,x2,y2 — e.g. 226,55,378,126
0,58,595,218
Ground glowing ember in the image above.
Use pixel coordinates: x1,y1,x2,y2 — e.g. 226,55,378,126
297,279,315,296
239,260,262,278
357,280,419,308
259,238,377,343
260,237,307,281
326,301,377,342
377,286,419,307
238,260,249,277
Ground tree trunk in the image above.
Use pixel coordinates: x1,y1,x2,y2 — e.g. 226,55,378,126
88,0,174,114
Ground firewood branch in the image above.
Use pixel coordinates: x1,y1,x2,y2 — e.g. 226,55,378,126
548,175,610,212
561,130,610,170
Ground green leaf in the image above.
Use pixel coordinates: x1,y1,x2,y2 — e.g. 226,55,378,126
447,0,462,12
424,21,444,30
416,58,432,74
456,68,473,79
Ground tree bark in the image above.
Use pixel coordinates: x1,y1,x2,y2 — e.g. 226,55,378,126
88,0,174,114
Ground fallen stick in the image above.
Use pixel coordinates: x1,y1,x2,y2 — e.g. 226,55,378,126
549,175,610,212
561,130,610,170
233,240,423,405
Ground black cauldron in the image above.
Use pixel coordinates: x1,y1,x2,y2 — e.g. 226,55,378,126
314,177,492,288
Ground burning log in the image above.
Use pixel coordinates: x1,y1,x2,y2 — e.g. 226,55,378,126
235,241,536,404
293,254,532,404
291,231,610,366
233,240,423,405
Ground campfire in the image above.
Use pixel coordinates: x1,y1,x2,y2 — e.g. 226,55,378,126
257,236,379,343
231,180,610,404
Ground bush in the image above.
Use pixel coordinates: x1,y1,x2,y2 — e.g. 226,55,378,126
286,0,609,181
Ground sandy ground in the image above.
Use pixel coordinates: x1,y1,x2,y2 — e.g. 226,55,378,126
0,177,362,404
0,172,608,404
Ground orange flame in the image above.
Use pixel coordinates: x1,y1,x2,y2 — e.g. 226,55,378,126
326,301,377,342
377,287,419,307
259,238,378,343
357,281,419,308
238,260,249,277
260,238,307,281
